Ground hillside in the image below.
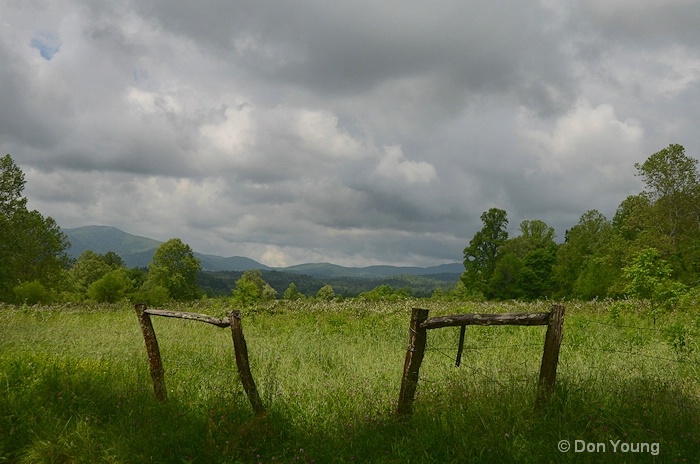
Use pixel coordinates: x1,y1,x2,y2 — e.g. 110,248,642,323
62,226,462,281
63,226,270,271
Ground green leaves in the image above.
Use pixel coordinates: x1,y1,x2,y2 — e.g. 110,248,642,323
232,269,277,306
147,238,202,301
0,154,28,217
622,248,687,321
0,155,70,302
623,248,672,300
462,208,509,296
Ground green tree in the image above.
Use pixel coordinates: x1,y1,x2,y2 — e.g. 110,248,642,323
102,251,126,268
634,144,700,282
623,248,682,322
489,253,524,299
554,210,618,299
13,280,52,305
232,269,277,305
359,284,410,301
612,195,654,243
0,154,27,216
316,284,335,301
0,154,70,301
282,282,304,300
87,268,133,303
69,250,114,297
461,208,509,296
146,238,202,301
489,219,557,300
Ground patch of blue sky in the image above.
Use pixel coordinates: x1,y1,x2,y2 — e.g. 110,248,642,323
30,33,62,60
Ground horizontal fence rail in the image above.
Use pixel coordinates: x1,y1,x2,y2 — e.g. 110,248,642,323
421,311,551,329
397,305,565,417
134,304,265,417
143,308,231,328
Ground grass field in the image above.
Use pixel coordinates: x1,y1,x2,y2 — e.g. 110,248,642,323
1,299,699,463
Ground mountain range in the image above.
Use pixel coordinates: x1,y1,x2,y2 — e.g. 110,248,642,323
62,225,464,279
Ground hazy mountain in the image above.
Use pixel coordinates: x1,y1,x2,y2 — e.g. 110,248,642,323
63,226,270,271
62,225,462,277
63,226,161,267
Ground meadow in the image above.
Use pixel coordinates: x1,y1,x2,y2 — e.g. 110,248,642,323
1,299,698,463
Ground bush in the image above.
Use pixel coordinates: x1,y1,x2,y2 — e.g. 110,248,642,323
133,284,171,307
232,270,277,306
87,268,132,303
315,285,336,301
13,280,52,305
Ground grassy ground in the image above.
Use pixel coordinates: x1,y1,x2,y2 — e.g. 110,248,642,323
1,299,698,463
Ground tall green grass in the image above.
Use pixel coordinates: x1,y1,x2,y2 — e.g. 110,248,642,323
1,300,698,462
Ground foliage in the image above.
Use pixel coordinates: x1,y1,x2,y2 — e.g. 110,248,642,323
622,248,687,322
623,248,672,300
282,282,304,300
134,282,171,307
461,208,509,296
13,280,52,305
0,155,70,301
470,218,558,300
87,268,133,303
358,284,411,301
69,251,115,296
146,238,202,301
232,269,277,306
315,284,336,300
199,270,457,299
457,144,700,304
634,144,700,284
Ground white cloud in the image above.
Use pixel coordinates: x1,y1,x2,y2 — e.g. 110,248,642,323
294,109,368,161
260,245,288,267
519,99,644,177
198,102,256,166
374,145,438,185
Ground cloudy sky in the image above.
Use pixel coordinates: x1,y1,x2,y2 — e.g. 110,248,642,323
2,0,700,267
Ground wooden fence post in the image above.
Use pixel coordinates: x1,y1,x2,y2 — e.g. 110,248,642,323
455,325,466,367
134,303,167,402
396,308,429,417
229,310,265,417
535,304,566,409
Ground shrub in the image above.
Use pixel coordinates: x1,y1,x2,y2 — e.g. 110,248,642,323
13,280,51,305
232,270,277,306
87,268,132,303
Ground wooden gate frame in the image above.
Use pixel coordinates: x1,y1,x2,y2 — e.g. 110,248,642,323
396,304,565,417
134,304,265,416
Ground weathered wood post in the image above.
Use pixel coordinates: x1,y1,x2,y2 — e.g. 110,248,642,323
134,303,167,402
455,325,466,367
535,304,566,409
397,308,429,417
229,310,265,417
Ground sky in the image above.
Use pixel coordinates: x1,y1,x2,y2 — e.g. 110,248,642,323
2,0,700,267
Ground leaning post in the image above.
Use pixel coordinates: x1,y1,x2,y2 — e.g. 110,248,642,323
134,303,167,402
396,308,430,417
229,310,265,417
535,304,566,410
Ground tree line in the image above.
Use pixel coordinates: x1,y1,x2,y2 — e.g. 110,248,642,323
460,144,700,309
1,144,699,308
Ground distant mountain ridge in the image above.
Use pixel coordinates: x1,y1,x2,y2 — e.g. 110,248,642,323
63,226,271,271
62,225,463,278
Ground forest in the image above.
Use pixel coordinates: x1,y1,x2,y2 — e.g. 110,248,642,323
1,143,699,307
